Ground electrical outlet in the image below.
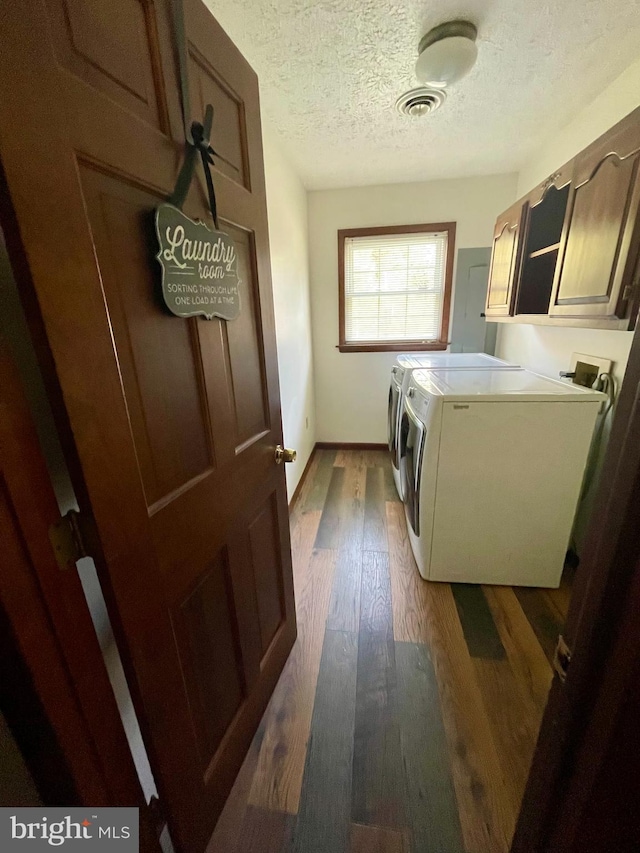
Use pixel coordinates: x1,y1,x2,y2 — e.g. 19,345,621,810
568,353,613,388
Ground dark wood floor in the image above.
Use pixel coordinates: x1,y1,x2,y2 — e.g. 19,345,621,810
207,449,572,853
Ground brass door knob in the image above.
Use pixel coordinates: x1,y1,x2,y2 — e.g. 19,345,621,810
275,445,297,464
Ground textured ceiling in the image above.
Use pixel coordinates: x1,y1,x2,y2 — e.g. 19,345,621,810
203,0,640,189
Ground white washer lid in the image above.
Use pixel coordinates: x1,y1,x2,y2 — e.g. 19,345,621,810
411,368,606,402
396,352,518,369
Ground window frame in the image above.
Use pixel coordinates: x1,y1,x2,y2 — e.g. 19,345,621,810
337,222,456,353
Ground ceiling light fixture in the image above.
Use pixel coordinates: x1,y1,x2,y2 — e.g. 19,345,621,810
415,20,478,89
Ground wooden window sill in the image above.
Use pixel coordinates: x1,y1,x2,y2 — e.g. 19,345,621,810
337,341,449,353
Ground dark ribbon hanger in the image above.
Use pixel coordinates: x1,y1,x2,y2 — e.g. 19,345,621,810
167,0,220,229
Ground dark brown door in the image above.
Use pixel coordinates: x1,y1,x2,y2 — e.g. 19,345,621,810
550,107,640,320
511,326,640,851
0,336,161,852
0,2,296,851
484,203,522,317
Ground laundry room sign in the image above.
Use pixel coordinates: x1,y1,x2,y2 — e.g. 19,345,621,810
155,204,240,321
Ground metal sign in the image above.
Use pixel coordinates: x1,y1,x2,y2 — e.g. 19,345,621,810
155,203,240,321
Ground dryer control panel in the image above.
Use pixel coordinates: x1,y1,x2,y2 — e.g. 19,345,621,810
405,382,432,421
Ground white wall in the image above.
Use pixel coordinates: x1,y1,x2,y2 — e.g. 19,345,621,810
263,122,316,496
498,326,632,391
497,56,640,395
308,174,518,442
516,55,640,197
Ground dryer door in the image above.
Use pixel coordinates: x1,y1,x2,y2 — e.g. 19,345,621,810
388,366,403,460
399,397,425,535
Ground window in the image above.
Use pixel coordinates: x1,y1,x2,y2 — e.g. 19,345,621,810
338,222,455,352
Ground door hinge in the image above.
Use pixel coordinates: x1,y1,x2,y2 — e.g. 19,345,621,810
622,270,640,303
553,634,572,683
148,795,166,836
49,509,89,570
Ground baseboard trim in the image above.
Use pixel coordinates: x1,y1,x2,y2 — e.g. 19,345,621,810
315,442,388,451
288,446,317,510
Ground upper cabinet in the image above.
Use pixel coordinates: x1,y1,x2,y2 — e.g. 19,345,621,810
485,203,521,317
550,112,640,320
485,107,640,329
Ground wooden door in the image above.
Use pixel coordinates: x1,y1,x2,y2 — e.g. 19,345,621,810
510,323,640,852
0,2,296,852
550,107,640,320
0,336,160,851
484,203,522,317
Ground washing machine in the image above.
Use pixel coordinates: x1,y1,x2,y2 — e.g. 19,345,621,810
399,368,604,587
388,353,518,498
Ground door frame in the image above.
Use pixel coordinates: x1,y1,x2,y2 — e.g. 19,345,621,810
0,335,161,852
511,319,640,851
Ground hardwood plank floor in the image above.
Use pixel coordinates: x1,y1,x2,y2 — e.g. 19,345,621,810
315,467,346,548
352,546,403,829
513,587,564,665
291,630,358,853
207,449,564,853
395,641,464,852
363,466,389,551
414,580,517,852
248,547,337,812
452,584,506,661
483,586,553,715
350,822,408,853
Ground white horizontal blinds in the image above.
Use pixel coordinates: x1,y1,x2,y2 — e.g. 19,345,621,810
344,230,448,343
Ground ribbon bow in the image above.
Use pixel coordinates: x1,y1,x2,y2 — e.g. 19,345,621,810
169,103,220,229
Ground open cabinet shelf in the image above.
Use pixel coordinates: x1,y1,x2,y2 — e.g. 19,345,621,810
515,184,569,316
529,243,561,259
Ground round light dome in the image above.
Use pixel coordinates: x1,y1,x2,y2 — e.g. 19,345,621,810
415,21,478,89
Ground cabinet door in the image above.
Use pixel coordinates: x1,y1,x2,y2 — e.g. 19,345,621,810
550,108,640,319
485,204,522,317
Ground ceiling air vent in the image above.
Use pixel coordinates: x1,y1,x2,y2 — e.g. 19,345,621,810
395,87,446,117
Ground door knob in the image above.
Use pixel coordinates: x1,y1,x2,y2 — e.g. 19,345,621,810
275,445,297,464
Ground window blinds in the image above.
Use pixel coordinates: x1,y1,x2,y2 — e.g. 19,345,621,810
343,230,449,343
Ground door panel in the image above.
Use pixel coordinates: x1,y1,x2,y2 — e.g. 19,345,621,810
80,167,215,505
248,494,286,655
484,204,521,318
176,548,246,765
487,226,515,308
0,2,296,851
449,247,492,353
550,108,640,319
559,157,637,302
224,224,270,447
189,47,250,189
46,0,168,130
